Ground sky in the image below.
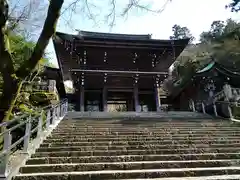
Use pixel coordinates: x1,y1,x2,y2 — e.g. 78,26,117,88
45,0,240,67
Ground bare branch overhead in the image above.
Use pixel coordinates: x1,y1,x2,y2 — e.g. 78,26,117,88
60,0,171,28
8,0,46,38
16,0,64,79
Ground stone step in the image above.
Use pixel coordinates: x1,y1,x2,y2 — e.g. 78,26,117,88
19,159,240,173
58,120,236,124
36,143,240,152
60,119,227,123
52,128,240,132
40,139,240,147
58,122,233,126
57,123,234,127
44,136,240,143
32,147,240,157
14,167,240,179
65,113,213,120
48,134,240,139
49,133,240,139
56,121,236,125
56,126,237,130
26,153,240,165
119,175,240,180
60,119,231,122
50,131,240,135
54,125,240,129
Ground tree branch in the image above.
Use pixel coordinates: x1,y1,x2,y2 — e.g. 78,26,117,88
16,0,64,79
61,0,170,30
121,0,170,17
105,0,116,28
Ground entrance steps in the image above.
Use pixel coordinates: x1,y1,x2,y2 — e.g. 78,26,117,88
66,111,214,120
14,118,240,179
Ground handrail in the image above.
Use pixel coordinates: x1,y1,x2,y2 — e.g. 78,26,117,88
0,114,28,128
215,101,240,106
0,99,66,128
192,99,240,120
0,99,68,179
190,85,240,119
214,90,224,98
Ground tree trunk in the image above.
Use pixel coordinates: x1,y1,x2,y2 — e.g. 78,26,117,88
0,80,22,122
0,79,22,150
16,0,64,79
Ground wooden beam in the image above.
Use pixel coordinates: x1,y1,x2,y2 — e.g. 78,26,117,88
70,69,168,75
76,43,168,50
75,39,187,48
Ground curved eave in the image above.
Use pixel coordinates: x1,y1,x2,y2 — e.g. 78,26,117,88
54,31,190,47
196,61,215,74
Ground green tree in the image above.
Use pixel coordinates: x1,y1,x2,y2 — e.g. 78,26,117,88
224,19,240,34
212,32,240,70
0,34,34,92
200,19,240,43
167,18,240,94
171,43,212,79
200,20,225,43
170,24,195,43
8,35,35,69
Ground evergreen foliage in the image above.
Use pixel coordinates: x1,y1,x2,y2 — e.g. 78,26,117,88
165,19,240,94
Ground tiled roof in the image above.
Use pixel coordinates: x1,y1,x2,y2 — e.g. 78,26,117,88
77,30,152,40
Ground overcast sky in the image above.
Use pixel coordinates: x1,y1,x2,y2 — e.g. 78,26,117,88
46,0,239,67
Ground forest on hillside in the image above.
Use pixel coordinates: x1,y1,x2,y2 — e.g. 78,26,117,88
164,18,240,93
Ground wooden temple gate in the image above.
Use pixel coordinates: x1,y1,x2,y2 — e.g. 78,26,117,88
53,30,189,112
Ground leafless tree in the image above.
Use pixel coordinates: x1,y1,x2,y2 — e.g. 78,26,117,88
7,0,46,38
61,0,171,29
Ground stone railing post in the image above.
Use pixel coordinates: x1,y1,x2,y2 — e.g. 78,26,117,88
37,111,43,138
60,104,63,117
52,107,56,125
228,103,233,119
64,101,67,116
0,131,12,179
58,105,61,118
191,100,196,112
46,110,51,129
56,106,60,120
213,102,218,117
23,116,32,153
202,102,206,114
224,84,232,100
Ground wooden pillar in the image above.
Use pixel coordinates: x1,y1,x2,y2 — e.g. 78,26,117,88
155,87,161,112
80,86,84,112
102,87,107,112
134,85,140,112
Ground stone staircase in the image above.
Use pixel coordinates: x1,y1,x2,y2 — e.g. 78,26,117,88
66,111,214,120
14,118,240,179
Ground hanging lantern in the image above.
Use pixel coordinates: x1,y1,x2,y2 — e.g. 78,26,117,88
104,52,107,62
